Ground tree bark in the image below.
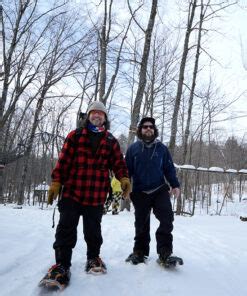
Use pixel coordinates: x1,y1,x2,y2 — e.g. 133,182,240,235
182,1,203,165
169,0,197,156
127,0,158,146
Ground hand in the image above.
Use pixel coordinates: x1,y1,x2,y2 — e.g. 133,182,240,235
170,187,180,198
47,181,62,205
120,177,131,199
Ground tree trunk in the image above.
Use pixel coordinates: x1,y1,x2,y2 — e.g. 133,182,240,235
99,0,108,100
169,0,197,156
0,2,5,202
182,1,203,165
17,97,45,205
128,0,158,146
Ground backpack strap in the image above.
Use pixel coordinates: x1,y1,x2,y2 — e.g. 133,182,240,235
73,127,83,148
106,132,114,145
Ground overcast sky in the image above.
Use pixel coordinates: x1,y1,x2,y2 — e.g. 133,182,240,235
209,3,247,140
56,1,247,142
160,1,247,141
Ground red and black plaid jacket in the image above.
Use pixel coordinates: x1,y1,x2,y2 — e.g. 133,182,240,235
52,128,128,206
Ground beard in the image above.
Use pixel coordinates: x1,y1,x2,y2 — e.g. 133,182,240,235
141,133,155,143
90,118,104,127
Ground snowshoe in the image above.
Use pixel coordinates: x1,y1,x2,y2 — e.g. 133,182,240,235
39,264,71,291
240,216,247,222
157,255,183,268
125,252,147,265
85,257,107,275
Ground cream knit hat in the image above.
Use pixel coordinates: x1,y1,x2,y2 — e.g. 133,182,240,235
87,101,108,117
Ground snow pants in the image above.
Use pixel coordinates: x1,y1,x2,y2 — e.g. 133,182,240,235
130,187,174,257
53,198,104,269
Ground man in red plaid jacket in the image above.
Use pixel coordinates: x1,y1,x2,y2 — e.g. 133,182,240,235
42,101,131,285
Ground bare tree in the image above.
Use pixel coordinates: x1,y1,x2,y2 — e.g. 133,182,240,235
169,0,197,155
169,0,238,156
0,0,71,202
88,0,135,106
127,0,158,145
177,0,205,215
16,12,93,204
140,28,179,141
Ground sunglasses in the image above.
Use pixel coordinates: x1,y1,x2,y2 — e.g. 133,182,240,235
142,125,154,130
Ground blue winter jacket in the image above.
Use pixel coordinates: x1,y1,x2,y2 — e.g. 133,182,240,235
125,139,180,193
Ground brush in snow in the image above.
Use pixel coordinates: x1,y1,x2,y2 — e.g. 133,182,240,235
157,255,183,268
39,264,70,291
85,257,107,275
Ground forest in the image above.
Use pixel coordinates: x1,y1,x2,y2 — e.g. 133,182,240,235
0,0,246,214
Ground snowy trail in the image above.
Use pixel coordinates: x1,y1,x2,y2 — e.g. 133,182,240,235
0,205,247,296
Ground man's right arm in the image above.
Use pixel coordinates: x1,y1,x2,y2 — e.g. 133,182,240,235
51,130,76,184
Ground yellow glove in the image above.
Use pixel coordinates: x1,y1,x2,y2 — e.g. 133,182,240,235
47,181,62,205
120,177,131,199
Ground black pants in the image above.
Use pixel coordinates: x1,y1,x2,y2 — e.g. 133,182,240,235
53,199,104,269
130,187,174,257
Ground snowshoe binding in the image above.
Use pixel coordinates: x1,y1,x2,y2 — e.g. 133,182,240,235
85,257,107,275
157,254,183,268
39,264,71,291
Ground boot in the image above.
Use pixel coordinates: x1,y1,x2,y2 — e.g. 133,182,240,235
85,257,107,274
42,264,71,286
158,251,172,264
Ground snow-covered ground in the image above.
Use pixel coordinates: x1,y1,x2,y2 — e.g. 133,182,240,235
0,204,247,296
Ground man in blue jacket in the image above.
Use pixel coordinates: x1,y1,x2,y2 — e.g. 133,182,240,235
125,117,180,265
